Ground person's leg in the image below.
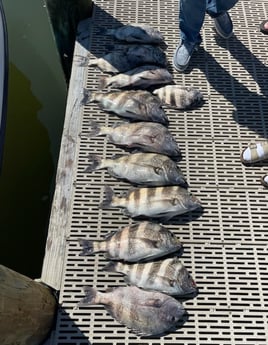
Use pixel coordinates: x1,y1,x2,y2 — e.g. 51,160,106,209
206,0,239,39
206,0,238,17
179,0,207,44
173,0,206,72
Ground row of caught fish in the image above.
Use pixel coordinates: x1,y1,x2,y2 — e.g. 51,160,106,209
83,86,203,125
78,24,199,337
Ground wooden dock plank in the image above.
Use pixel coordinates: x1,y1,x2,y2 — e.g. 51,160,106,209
41,18,91,290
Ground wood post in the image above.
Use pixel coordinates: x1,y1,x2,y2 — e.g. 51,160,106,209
0,265,57,345
44,0,93,81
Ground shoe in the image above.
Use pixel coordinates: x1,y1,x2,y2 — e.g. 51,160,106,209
214,12,233,39
240,141,268,165
260,174,268,188
173,40,199,72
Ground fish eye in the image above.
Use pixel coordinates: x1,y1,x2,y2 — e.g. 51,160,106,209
169,315,176,322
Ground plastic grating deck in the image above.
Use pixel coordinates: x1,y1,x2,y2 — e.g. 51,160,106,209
48,1,268,344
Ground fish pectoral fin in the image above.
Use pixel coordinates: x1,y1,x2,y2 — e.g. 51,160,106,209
125,110,140,117
144,298,163,308
139,238,159,248
143,134,158,144
158,275,177,287
131,29,147,41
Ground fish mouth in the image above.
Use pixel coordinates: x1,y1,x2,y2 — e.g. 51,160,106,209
190,194,202,207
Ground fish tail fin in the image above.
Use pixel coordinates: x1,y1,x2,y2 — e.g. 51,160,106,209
99,185,115,209
85,154,102,172
102,261,119,272
81,88,92,105
77,286,99,306
88,120,101,137
78,238,95,255
99,76,108,90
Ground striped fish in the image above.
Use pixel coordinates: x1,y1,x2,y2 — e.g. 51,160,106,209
82,89,168,125
87,121,181,158
153,85,204,109
78,285,185,336
85,152,187,187
99,24,165,44
103,257,197,296
88,45,166,74
100,185,202,221
78,221,182,262
89,51,138,74
99,65,173,90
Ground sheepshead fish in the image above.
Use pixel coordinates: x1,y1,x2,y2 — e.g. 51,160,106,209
78,221,182,262
100,185,202,221
88,45,166,73
89,51,138,74
78,285,185,336
153,85,204,110
85,152,187,187
87,121,181,157
103,257,197,296
99,65,173,90
99,23,164,44
83,89,168,125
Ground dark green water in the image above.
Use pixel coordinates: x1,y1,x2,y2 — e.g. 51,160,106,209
0,1,67,278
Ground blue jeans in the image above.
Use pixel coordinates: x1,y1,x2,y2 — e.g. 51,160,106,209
179,0,239,44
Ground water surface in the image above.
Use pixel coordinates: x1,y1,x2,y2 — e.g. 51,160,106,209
0,0,67,278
